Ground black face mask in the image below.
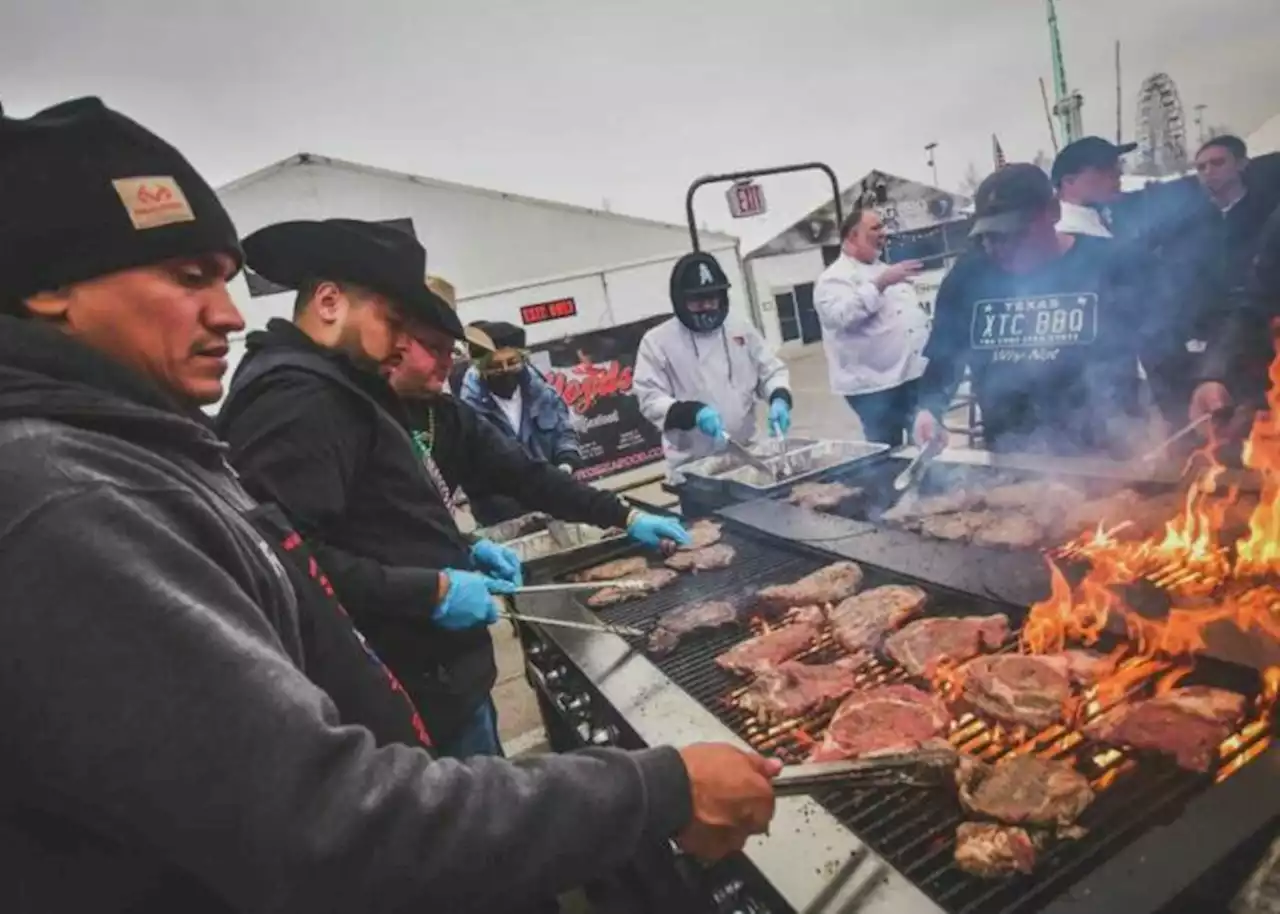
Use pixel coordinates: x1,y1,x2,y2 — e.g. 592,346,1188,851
485,370,521,399
674,292,728,334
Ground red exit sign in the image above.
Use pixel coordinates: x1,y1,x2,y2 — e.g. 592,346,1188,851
520,297,578,326
726,181,768,219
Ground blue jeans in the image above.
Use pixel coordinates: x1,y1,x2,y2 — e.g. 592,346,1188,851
845,380,918,446
437,698,505,759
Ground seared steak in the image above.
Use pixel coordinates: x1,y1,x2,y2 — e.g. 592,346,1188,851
572,555,649,583
808,684,952,762
973,513,1046,549
958,755,1094,828
955,823,1039,878
739,656,868,724
788,482,863,513
754,561,864,615
683,519,723,550
665,543,737,572
882,489,978,528
1084,686,1247,772
918,512,989,541
715,616,822,676
585,567,678,608
960,654,1074,728
647,600,738,655
884,614,1010,679
1060,649,1117,685
828,585,926,654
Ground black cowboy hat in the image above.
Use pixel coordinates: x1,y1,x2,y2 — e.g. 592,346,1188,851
242,218,463,339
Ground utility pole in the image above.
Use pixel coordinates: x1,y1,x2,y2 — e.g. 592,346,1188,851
925,142,939,187
1114,41,1123,144
1047,0,1083,144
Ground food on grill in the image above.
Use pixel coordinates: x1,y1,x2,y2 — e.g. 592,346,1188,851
739,656,868,724
808,684,952,762
788,482,863,513
1083,685,1247,772
682,519,724,550
1060,649,1117,685
883,479,1083,547
827,585,926,654
917,512,987,541
882,489,977,527
753,561,864,615
883,614,1010,679
973,513,1047,549
715,616,822,676
958,755,1095,828
983,480,1079,510
585,568,678,608
960,654,1074,728
954,823,1039,877
572,555,650,583
647,600,739,655
664,543,737,572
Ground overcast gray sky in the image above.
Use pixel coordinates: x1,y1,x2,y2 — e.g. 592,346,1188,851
3,0,1277,248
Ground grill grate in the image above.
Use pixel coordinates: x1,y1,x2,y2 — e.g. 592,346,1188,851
567,529,1273,914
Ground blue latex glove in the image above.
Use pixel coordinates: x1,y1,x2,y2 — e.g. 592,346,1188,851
471,537,524,587
628,512,691,548
695,405,725,440
768,399,792,437
434,570,516,630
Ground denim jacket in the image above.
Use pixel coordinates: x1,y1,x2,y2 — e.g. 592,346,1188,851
459,365,581,467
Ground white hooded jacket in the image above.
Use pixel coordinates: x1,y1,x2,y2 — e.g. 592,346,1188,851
633,315,789,477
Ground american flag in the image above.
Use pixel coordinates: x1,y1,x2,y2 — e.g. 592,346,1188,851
992,134,1007,170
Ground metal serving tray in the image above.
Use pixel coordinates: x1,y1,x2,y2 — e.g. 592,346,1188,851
503,521,627,566
677,439,889,511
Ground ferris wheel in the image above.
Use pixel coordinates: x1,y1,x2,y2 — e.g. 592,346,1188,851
1136,73,1189,175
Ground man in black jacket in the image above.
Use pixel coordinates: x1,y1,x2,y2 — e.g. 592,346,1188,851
0,95,779,914
218,219,689,758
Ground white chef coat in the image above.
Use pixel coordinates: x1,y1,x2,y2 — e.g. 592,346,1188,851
633,315,789,478
812,254,931,397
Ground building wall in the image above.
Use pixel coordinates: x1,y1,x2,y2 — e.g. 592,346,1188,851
218,160,737,295
746,250,825,353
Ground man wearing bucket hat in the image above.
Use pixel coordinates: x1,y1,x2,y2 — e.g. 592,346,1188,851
218,219,686,758
0,96,779,913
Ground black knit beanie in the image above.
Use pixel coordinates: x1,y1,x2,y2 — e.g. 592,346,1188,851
0,96,242,303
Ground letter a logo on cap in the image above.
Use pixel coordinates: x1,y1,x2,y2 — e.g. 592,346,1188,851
112,176,196,230
698,264,714,286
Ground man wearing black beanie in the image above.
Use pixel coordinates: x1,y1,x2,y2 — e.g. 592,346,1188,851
0,97,781,913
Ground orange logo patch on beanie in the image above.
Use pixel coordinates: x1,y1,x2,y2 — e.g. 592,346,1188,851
112,176,196,230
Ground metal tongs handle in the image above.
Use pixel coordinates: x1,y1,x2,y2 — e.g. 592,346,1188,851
498,609,645,638
722,436,780,481
772,748,957,796
893,438,944,492
515,580,649,594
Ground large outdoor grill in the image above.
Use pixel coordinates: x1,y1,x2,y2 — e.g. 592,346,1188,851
516,466,1280,913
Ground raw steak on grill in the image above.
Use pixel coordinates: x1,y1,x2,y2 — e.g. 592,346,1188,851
585,568,678,608
572,555,649,583
1084,686,1247,772
647,600,738,655
665,543,737,572
954,823,1039,878
788,482,863,513
739,656,869,724
958,755,1094,828
753,562,863,615
808,684,952,762
960,654,1074,728
827,585,926,655
884,614,1010,679
715,615,822,676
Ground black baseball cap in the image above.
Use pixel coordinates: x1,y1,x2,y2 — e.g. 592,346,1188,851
970,164,1056,236
1051,136,1138,186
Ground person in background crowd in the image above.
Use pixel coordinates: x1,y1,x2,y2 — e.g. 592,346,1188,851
458,319,584,525
1052,136,1136,239
813,204,929,445
0,96,779,914
913,164,1143,457
1190,202,1280,436
634,251,793,477
218,219,687,761
1195,135,1279,298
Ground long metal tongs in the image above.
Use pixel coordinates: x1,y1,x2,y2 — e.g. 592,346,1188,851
772,748,957,796
892,438,945,493
722,435,780,481
498,609,645,639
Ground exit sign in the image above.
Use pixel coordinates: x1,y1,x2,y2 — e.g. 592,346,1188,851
520,296,578,326
726,181,768,219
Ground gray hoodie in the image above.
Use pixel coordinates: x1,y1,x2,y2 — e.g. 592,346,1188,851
0,317,691,914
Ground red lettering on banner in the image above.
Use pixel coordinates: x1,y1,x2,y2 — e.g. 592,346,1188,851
547,359,634,414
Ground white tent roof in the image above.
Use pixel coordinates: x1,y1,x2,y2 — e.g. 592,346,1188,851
1249,114,1280,156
